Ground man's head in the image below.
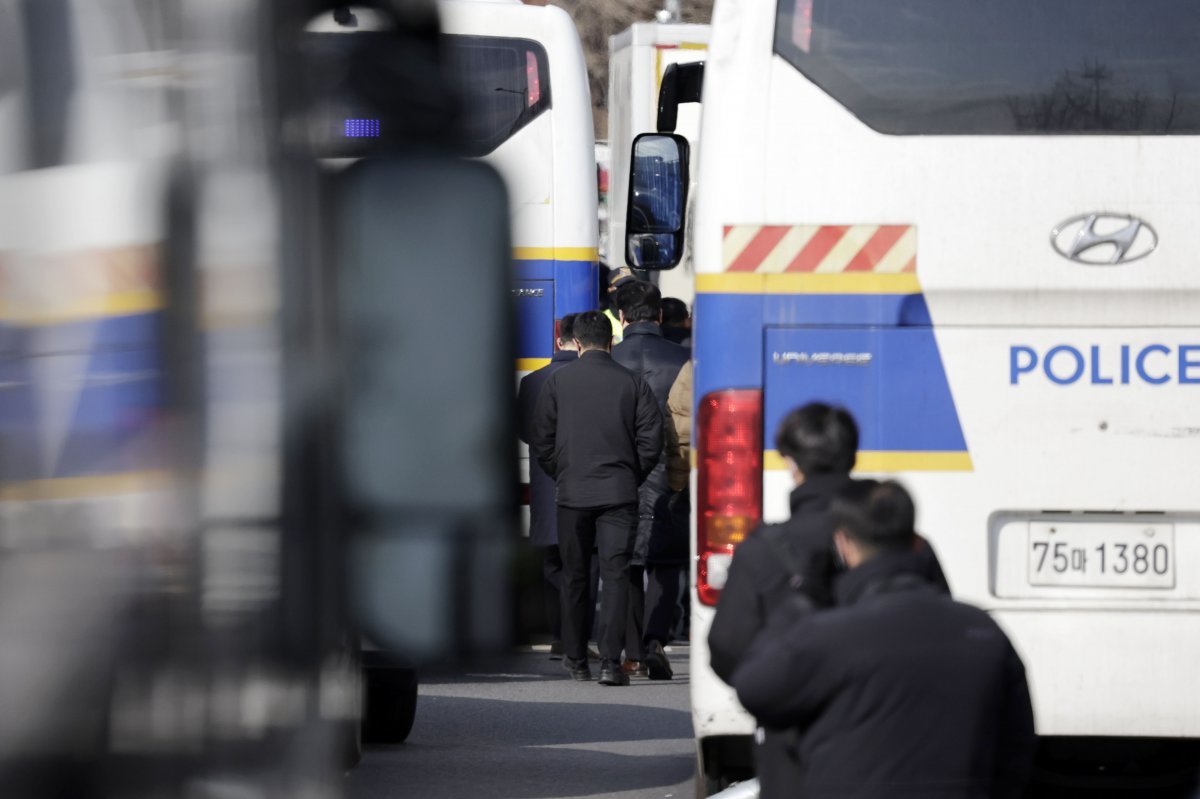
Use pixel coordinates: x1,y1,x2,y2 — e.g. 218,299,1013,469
608,267,637,294
830,480,917,569
774,403,859,484
571,310,613,353
661,297,690,330
557,313,579,351
616,280,661,326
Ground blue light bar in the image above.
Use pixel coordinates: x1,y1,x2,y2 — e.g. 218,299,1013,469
344,119,381,138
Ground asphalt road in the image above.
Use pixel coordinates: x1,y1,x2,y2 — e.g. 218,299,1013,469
349,645,695,799
348,642,1200,799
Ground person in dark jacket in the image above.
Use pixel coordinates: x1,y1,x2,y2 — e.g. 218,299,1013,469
516,314,596,656
707,403,948,794
530,310,663,686
660,297,691,346
611,280,689,680
733,481,1037,799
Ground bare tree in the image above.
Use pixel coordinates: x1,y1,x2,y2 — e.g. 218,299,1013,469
1008,60,1175,133
552,0,713,136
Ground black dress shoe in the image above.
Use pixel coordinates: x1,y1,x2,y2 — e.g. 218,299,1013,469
598,661,630,686
563,657,592,681
643,640,674,681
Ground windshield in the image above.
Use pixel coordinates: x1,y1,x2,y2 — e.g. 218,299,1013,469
302,32,550,157
775,0,1200,134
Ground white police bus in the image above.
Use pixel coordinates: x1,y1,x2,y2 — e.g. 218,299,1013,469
624,0,1200,792
305,1,599,531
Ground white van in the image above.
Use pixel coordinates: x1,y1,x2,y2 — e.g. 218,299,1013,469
625,0,1200,793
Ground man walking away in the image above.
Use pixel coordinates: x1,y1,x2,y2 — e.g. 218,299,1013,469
612,281,688,680
708,403,947,795
733,481,1037,799
709,404,947,681
516,314,592,656
664,359,692,641
660,297,691,345
530,311,663,686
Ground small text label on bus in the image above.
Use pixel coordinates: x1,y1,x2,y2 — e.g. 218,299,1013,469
1010,344,1200,385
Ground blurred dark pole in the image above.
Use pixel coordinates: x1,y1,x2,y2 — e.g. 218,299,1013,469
19,0,75,167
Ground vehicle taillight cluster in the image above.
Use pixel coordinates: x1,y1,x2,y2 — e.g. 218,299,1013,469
696,389,763,606
526,51,541,107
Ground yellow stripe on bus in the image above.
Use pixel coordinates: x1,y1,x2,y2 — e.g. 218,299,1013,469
0,470,174,502
512,247,599,262
517,358,551,372
763,450,973,472
0,290,162,325
696,272,921,295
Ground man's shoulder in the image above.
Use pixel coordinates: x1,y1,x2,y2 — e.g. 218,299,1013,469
939,595,1011,636
770,508,837,553
730,525,796,579
560,353,632,382
522,359,562,384
654,336,690,363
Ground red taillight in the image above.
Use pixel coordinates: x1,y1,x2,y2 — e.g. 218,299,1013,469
696,389,763,606
519,482,530,506
526,51,541,107
792,0,814,53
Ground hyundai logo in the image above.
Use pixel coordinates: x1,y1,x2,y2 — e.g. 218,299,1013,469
1051,213,1157,265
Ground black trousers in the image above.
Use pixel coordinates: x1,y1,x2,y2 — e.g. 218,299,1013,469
644,564,684,646
557,503,636,663
541,545,597,643
626,566,645,661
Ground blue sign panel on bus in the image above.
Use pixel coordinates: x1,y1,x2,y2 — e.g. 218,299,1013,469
763,326,967,454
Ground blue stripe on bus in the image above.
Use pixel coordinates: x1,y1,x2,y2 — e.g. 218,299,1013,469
0,313,163,482
763,292,931,327
763,326,967,453
552,259,598,319
695,291,967,458
512,258,597,360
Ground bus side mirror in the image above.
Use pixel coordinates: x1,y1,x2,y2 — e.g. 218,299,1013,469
336,156,515,663
625,132,689,270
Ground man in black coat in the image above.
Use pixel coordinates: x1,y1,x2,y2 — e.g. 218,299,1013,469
707,403,948,794
660,296,691,346
517,314,595,655
733,481,1037,799
611,280,689,680
530,310,663,686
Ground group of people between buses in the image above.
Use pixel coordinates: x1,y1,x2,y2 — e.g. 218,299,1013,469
519,267,692,685
519,268,1038,798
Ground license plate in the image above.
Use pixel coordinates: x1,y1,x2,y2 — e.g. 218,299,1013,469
1028,522,1175,588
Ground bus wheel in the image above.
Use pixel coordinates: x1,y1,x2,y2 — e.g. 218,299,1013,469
362,666,417,744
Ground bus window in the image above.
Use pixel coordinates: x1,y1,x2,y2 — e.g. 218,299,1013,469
298,32,549,158
446,36,550,157
775,0,1200,134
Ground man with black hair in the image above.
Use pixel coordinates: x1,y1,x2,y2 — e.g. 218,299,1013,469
517,314,594,656
530,310,663,686
733,481,1037,799
707,403,947,795
612,280,689,680
660,297,691,345
709,403,871,679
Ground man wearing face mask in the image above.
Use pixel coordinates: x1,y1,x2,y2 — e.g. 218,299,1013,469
732,480,1037,799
